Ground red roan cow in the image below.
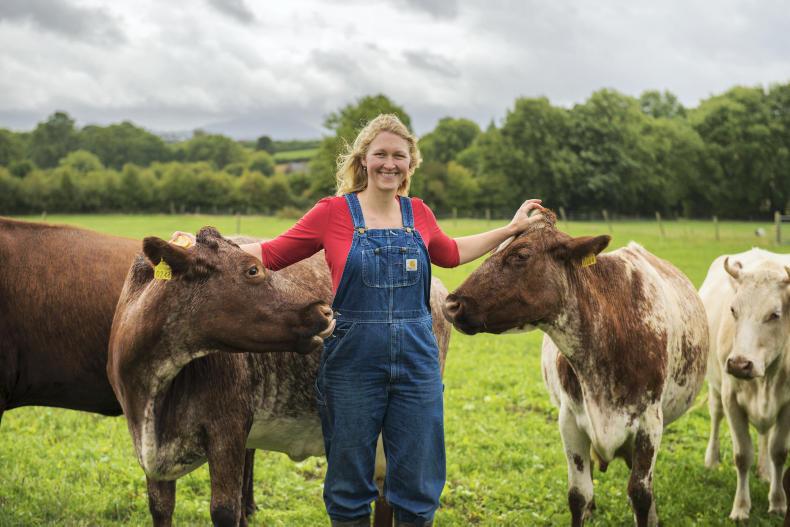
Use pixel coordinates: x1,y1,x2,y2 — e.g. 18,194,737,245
108,227,452,527
443,211,707,527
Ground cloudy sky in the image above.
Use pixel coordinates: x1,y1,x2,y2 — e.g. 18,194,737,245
1,0,788,139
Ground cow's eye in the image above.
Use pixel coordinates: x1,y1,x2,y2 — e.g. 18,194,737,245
247,265,260,277
511,251,530,263
766,312,780,322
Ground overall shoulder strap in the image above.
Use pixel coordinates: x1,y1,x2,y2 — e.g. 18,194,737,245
344,193,366,230
399,196,415,229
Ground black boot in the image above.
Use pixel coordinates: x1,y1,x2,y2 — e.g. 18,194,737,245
394,521,432,527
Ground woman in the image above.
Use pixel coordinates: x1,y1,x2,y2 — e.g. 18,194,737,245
177,114,542,526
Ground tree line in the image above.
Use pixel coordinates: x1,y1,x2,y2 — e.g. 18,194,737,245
1,83,789,219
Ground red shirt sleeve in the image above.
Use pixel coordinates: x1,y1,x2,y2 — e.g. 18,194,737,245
412,199,460,268
260,198,331,270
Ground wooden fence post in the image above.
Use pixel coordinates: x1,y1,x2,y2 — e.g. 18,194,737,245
776,211,782,245
485,208,491,227
602,209,612,234
713,215,719,241
452,207,457,227
656,212,665,239
559,207,569,231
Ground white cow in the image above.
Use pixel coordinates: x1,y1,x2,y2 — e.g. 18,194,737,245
701,248,790,521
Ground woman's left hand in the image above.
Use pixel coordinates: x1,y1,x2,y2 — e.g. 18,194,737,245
508,198,545,233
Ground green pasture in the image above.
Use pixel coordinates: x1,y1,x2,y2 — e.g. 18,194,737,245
273,148,318,163
1,214,789,526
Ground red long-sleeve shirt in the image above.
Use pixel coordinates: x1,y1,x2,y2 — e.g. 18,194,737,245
260,196,460,293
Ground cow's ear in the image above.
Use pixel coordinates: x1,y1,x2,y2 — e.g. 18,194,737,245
724,257,743,284
555,235,610,265
143,236,190,275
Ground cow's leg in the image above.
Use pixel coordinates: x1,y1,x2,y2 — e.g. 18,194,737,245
372,434,393,527
783,467,790,527
558,404,594,527
767,407,790,515
628,425,661,527
704,386,723,468
757,432,771,482
146,477,176,527
206,434,248,527
242,449,257,517
723,392,752,521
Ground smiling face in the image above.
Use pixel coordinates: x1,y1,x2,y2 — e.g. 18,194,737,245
361,131,411,194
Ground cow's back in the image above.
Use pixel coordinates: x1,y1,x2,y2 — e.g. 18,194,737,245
0,218,138,415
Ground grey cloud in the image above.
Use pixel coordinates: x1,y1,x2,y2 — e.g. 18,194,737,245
0,0,124,45
399,0,459,20
310,49,362,78
403,50,460,78
206,0,255,24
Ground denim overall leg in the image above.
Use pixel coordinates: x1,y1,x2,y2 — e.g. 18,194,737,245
315,193,445,525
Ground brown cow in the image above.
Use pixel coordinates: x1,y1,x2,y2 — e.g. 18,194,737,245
443,211,707,527
0,218,262,517
0,217,137,420
108,227,451,527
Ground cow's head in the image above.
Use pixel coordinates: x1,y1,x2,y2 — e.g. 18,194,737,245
444,211,610,335
724,257,790,379
141,226,334,355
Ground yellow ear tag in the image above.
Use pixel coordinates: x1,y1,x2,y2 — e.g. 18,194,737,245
581,254,596,267
154,260,172,280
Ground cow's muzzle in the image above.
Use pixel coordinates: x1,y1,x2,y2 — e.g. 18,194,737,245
443,293,482,335
295,302,335,354
726,356,761,380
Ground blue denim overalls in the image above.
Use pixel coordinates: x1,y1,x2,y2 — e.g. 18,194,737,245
315,193,445,525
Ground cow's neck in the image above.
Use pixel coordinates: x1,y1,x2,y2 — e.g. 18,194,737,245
543,262,606,359
115,283,212,434
543,256,646,394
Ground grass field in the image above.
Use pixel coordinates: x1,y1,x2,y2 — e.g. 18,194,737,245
273,148,318,163
1,214,789,526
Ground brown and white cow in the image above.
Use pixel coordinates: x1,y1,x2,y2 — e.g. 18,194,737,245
443,212,707,527
700,248,790,521
108,227,451,527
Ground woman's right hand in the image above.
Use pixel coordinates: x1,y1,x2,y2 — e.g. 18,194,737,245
169,231,196,248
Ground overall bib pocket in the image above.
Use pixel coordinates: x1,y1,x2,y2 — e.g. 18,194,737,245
362,245,421,288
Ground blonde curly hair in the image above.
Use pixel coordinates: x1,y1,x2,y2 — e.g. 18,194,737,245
335,114,422,196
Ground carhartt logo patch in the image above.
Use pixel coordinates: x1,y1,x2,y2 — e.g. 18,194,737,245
406,258,418,271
